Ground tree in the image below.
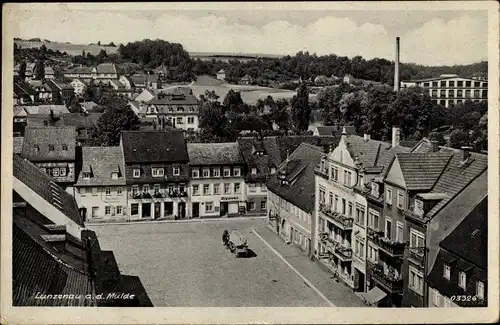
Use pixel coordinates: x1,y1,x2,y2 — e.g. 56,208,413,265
449,129,470,149
98,49,108,62
428,132,446,146
88,97,140,146
291,83,311,131
19,60,27,80
69,95,82,113
33,59,45,80
198,99,229,142
98,41,101,46
222,89,245,113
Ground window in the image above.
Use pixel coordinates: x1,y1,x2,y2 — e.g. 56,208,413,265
192,169,200,178
396,222,403,242
133,169,140,178
214,184,220,195
397,190,405,209
105,187,111,196
173,167,180,176
234,183,241,194
448,80,455,87
143,185,150,193
176,117,183,124
83,172,90,180
409,266,424,295
368,244,378,263
117,187,123,195
386,188,392,204
116,206,122,215
132,186,139,196
223,168,231,177
331,166,339,181
465,81,471,87
224,183,231,194
459,271,466,290
187,117,195,124
154,184,160,194
233,167,241,177
249,183,256,193
355,207,365,225
261,201,266,211
410,229,425,256
152,168,164,177
202,169,210,178
372,183,379,197
457,80,463,87
251,168,257,175
432,288,440,307
80,187,86,196
49,145,55,151
192,185,200,196
348,202,353,217
476,281,484,300
329,192,333,206
92,188,98,196
213,168,220,177
60,168,66,176
203,184,210,195
111,172,118,180
62,144,68,150
52,168,60,177
205,202,214,212
105,206,111,215
344,170,352,186
443,264,451,279
368,210,379,230
385,217,392,240
261,183,267,192
270,167,276,174
432,81,438,87
334,196,339,212
342,198,346,214
249,202,256,210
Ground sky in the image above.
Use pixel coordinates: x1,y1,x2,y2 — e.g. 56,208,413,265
10,3,489,66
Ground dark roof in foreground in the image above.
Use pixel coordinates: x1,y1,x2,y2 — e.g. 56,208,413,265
266,143,323,213
22,127,76,162
187,142,243,166
121,130,188,163
13,155,83,226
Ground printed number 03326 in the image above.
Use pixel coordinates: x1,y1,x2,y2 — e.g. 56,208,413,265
451,295,478,302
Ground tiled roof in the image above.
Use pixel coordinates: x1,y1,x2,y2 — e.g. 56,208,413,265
14,82,37,96
47,79,73,91
187,142,243,166
410,138,434,153
13,155,83,226
22,105,70,115
147,94,199,106
121,130,188,163
399,140,420,149
96,63,118,75
27,113,101,130
316,125,356,136
344,135,392,168
395,152,452,190
109,79,126,89
266,143,323,213
439,196,487,268
237,137,282,182
76,147,126,186
375,145,411,175
14,106,28,117
22,127,76,161
276,135,339,162
129,73,157,85
425,149,488,218
13,137,24,154
64,66,94,74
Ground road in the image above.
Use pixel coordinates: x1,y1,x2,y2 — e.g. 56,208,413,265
88,218,330,307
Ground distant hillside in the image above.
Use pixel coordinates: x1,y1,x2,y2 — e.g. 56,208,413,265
15,40,119,56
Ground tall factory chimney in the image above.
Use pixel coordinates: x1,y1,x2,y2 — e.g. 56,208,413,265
394,37,400,92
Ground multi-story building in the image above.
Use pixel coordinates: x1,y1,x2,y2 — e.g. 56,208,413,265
187,142,246,218
120,130,190,220
70,78,88,96
73,147,128,222
21,126,77,188
237,136,281,216
46,79,74,105
267,143,323,255
401,74,488,108
426,196,487,308
313,128,410,293
63,66,94,80
63,63,119,80
142,93,200,131
398,148,487,307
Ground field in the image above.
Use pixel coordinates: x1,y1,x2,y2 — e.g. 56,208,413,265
16,40,119,56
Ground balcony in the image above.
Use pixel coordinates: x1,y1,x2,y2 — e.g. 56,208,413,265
318,232,337,253
314,168,329,180
129,192,153,200
334,245,353,261
319,204,353,230
371,264,404,293
367,227,384,240
168,190,188,198
369,232,406,257
408,248,425,266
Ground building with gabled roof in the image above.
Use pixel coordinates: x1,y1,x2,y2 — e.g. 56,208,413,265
21,126,77,186
120,130,190,220
143,93,200,131
187,142,246,218
73,147,127,222
267,142,323,256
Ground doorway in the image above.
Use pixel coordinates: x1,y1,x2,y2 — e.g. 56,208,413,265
79,208,87,222
154,202,161,219
142,203,151,218
192,202,200,218
164,202,173,217
178,202,186,219
220,202,228,217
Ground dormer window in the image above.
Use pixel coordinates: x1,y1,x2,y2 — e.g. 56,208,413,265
48,145,55,151
62,144,68,150
371,183,379,197
177,106,184,112
476,281,484,300
458,271,467,290
386,188,392,204
320,159,326,173
251,168,257,175
34,144,40,152
133,169,141,178
443,263,451,280
111,172,118,180
415,199,424,216
83,172,90,180
43,121,48,126
152,168,164,177
173,166,180,176
270,167,276,174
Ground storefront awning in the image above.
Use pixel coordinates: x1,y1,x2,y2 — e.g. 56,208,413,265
358,287,387,306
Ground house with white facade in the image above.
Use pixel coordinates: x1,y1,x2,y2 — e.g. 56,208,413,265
70,78,87,96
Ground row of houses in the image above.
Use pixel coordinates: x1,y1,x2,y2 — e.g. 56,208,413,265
266,127,488,308
17,127,341,222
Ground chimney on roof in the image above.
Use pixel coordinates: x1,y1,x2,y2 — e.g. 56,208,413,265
341,126,347,142
460,146,473,162
431,140,440,152
394,37,400,92
392,127,400,148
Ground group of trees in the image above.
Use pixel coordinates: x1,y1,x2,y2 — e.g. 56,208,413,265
317,83,488,150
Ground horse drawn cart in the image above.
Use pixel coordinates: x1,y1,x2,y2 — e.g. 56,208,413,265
224,229,248,258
